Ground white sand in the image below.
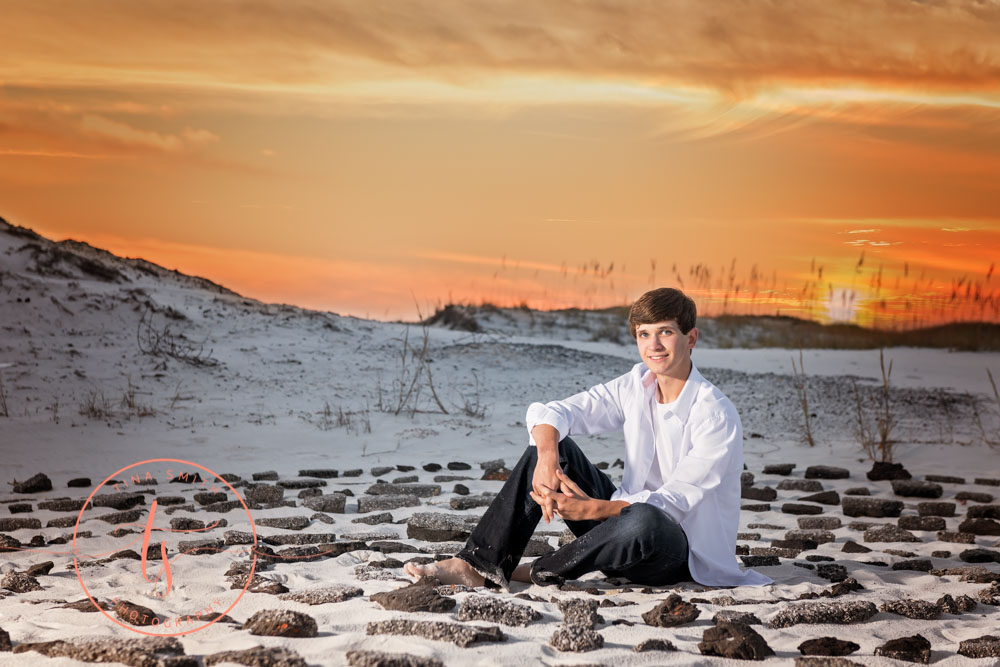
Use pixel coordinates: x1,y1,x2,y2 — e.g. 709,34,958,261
1,221,998,665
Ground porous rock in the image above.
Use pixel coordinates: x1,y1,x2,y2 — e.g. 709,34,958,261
2,571,42,593
278,584,364,605
458,595,541,626
366,483,440,498
778,479,824,492
863,524,919,542
13,636,187,664
957,635,1000,659
302,493,347,513
406,513,473,542
345,650,442,667
891,480,942,499
357,495,420,513
898,515,945,531
205,645,309,666
880,599,940,620
798,517,841,530
558,598,602,628
867,461,910,481
366,619,504,648
549,624,603,652
805,466,849,480
766,601,878,628
634,638,677,652
12,473,52,494
959,518,1000,535
713,610,762,625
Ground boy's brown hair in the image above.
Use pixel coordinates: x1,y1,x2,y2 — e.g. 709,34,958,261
628,288,697,338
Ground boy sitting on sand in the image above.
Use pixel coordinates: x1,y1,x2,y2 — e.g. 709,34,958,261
405,288,772,589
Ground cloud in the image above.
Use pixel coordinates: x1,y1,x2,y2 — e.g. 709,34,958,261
80,115,217,152
4,0,1000,100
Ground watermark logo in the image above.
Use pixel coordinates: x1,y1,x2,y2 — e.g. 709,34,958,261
72,458,258,637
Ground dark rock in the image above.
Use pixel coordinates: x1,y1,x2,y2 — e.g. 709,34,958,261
785,529,836,544
345,650,441,667
393,475,419,484
25,561,53,576
738,532,762,540
806,555,834,562
367,619,504,648
458,594,541,626
156,496,186,506
816,564,847,582
422,463,442,472
92,493,146,510
925,474,964,483
396,465,415,472
641,593,700,627
299,468,338,478
864,525,919,542
841,541,871,553
450,495,492,510
741,486,777,501
549,624,603,652
881,599,940,619
741,503,771,512
798,517,841,530
112,599,162,626
278,584,363,604
957,635,1000,659
370,577,456,613
800,490,840,505
960,548,1000,563
798,637,860,656
874,634,931,664
206,646,309,666
634,638,677,652
0,518,41,531
898,515,945,531
255,516,310,531
959,518,1000,535
358,495,420,512
244,484,284,504
447,462,471,470
366,483,440,498
891,480,942,499
193,491,227,505
763,463,795,475
976,478,1000,486
916,501,955,517
867,462,910,481
406,513,473,542
766,601,878,628
931,550,951,558
968,505,1000,519
302,493,347,513
938,530,976,543
353,512,393,525
805,466,849,480
433,475,471,483
957,491,994,503
38,498,86,512
772,538,817,551
843,487,869,496
252,471,279,481
244,609,318,637
8,503,31,514
741,471,755,487
842,496,903,518
698,622,775,661
741,555,780,567
482,467,511,481
12,473,52,494
67,477,91,487
778,479,824,492
891,559,932,572
783,503,824,515
169,517,205,532
277,479,327,489
453,484,470,495
262,533,336,546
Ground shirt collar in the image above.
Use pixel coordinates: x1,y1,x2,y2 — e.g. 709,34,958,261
641,361,703,424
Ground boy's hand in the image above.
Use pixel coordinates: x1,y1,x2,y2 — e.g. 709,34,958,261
533,469,597,522
530,459,562,523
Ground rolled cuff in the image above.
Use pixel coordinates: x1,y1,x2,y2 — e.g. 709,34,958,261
525,402,568,446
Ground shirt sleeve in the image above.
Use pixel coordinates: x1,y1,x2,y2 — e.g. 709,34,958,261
616,409,740,523
525,376,627,446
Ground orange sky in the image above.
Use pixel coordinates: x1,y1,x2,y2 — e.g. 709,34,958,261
2,1,999,325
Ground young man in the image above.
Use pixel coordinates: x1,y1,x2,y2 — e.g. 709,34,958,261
405,288,772,589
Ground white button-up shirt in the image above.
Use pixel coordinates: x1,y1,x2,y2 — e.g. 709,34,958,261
526,361,772,587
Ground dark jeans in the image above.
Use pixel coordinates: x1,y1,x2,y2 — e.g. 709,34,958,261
455,437,691,589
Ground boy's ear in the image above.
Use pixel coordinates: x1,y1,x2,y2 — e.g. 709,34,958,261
687,327,699,349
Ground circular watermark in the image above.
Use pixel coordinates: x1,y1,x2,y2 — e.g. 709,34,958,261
72,458,258,637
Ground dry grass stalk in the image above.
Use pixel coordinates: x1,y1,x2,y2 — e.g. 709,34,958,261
137,306,218,367
790,349,815,447
852,349,897,462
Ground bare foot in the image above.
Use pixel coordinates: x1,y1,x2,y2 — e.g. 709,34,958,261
403,558,486,587
512,561,532,583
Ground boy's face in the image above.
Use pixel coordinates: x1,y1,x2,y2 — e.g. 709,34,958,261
635,319,698,378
